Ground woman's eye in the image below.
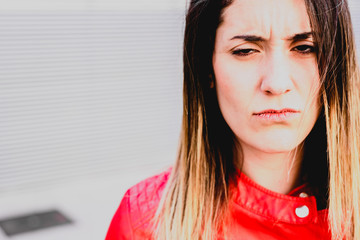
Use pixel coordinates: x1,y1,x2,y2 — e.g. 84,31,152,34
231,48,258,56
292,45,315,54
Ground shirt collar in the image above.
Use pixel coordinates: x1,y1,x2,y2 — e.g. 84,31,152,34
232,172,326,224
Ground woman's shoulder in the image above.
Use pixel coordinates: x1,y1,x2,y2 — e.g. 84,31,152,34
125,168,171,217
127,167,172,200
106,168,172,240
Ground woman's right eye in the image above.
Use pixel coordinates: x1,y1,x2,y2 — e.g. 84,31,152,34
231,48,258,57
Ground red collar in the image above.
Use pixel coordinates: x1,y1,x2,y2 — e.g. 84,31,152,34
232,172,328,224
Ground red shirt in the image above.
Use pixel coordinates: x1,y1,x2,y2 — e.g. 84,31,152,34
106,169,331,239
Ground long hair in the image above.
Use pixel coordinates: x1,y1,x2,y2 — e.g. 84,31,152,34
154,0,360,239
304,0,360,239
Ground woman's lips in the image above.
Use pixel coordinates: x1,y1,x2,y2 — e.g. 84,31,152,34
253,109,300,122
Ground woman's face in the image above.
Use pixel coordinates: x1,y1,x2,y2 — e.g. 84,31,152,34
213,0,320,155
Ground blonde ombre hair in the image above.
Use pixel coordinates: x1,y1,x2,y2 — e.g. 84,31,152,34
306,1,360,239
154,0,360,239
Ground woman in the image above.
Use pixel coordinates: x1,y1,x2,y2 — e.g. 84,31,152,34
106,0,360,239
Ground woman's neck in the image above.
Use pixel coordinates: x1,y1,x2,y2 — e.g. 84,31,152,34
240,144,304,195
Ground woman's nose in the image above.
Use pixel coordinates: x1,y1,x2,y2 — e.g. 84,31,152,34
260,52,293,95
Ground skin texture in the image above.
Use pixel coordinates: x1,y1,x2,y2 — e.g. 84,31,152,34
213,0,321,194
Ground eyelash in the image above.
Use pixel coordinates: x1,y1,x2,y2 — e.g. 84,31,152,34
231,45,316,57
231,48,258,57
292,45,316,54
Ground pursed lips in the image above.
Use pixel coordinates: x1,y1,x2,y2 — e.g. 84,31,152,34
253,109,300,121
254,108,300,115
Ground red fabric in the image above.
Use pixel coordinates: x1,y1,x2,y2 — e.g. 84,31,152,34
106,169,331,239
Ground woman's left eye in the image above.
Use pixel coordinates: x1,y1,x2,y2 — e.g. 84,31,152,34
292,45,315,54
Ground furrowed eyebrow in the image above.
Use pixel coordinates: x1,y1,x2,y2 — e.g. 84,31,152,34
286,32,313,41
230,32,314,42
230,35,266,42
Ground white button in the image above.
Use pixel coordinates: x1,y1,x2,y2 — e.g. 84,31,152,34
295,205,309,218
299,192,308,198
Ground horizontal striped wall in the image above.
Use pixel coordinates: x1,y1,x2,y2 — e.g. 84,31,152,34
0,11,184,194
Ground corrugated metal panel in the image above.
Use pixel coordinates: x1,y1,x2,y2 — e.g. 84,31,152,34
0,11,184,193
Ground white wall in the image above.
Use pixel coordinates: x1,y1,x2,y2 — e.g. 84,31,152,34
0,0,187,11
0,1,186,239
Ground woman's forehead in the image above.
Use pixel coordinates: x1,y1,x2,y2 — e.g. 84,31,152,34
219,0,312,40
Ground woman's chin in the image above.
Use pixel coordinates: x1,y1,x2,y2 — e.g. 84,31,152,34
257,144,301,154
238,131,306,155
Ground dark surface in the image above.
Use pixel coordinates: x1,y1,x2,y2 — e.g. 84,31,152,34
0,209,72,236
